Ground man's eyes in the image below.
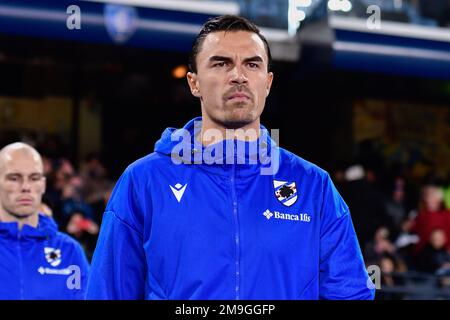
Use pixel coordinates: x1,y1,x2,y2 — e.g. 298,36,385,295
6,175,43,182
247,62,260,69
213,61,228,68
212,62,260,69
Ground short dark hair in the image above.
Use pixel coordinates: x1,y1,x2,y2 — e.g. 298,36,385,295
188,15,272,73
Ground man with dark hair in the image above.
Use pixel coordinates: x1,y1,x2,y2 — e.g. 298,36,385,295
86,15,374,300
188,15,272,74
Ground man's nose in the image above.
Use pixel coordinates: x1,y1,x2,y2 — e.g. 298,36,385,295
229,65,248,85
21,179,31,192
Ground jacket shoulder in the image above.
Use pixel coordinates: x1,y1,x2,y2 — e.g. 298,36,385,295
126,152,169,173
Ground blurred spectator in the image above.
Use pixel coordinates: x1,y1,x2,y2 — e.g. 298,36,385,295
380,254,396,287
79,152,109,204
60,175,99,254
376,252,407,300
55,159,76,191
394,216,420,269
416,229,450,274
61,175,94,218
43,158,75,226
383,176,408,238
408,183,450,254
365,226,397,265
66,211,99,261
66,212,99,238
339,164,390,247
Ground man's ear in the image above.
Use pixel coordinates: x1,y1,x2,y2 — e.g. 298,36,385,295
187,72,201,98
266,72,274,97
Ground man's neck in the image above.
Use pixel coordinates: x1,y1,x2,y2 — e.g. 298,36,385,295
0,210,39,230
199,115,261,146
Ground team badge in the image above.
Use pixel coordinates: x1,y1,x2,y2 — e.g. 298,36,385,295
273,180,298,206
44,247,62,267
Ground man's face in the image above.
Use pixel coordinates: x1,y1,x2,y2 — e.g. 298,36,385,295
0,150,46,219
422,186,443,212
187,30,273,128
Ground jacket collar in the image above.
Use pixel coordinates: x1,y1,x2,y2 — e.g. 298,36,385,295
154,117,280,177
0,214,58,240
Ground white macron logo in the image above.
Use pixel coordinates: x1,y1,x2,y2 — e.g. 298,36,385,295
170,183,187,202
263,209,310,222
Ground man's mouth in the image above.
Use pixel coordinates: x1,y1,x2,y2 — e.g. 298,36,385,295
17,198,33,205
228,93,250,101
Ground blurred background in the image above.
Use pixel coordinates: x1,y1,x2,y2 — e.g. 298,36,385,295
0,0,449,299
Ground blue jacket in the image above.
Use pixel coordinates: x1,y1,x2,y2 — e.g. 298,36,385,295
0,214,89,299
87,117,375,300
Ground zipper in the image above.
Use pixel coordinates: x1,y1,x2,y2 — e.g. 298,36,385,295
230,139,240,300
17,230,24,300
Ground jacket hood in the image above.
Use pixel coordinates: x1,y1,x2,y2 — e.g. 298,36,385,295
154,117,279,176
0,214,58,240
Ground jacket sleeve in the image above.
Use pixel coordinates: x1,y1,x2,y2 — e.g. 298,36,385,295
86,167,147,300
319,174,375,300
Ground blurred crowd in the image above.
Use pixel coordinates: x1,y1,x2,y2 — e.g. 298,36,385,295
40,152,114,261
333,162,450,299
